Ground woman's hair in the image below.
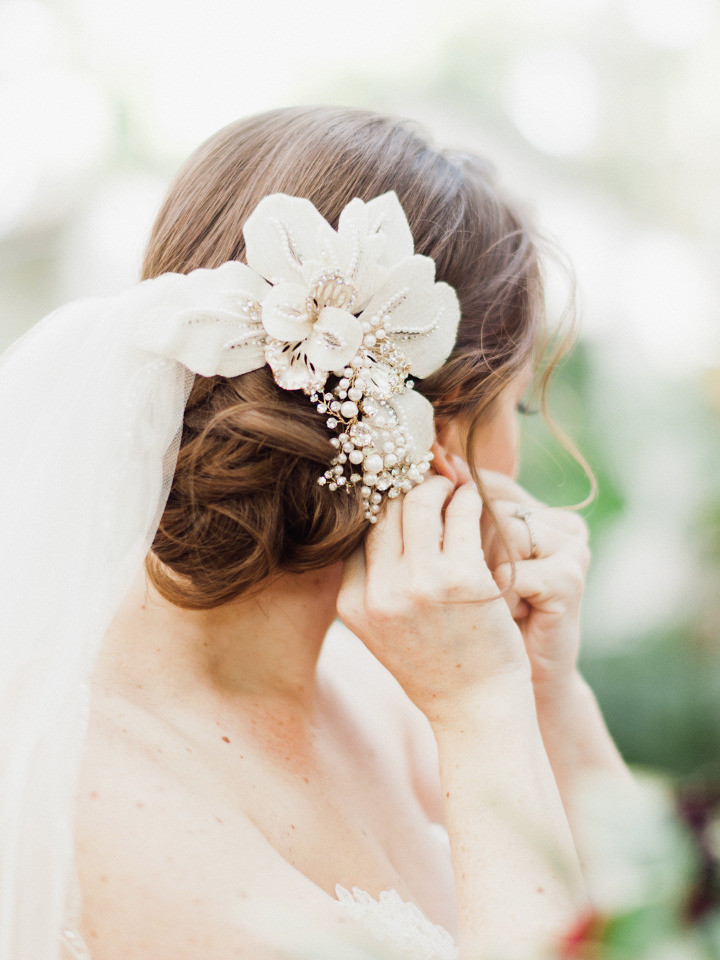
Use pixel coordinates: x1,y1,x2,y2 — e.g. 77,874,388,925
142,106,552,609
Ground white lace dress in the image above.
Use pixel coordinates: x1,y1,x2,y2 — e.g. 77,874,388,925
62,887,457,960
335,886,457,960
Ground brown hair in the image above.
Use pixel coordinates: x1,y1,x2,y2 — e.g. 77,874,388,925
143,106,553,609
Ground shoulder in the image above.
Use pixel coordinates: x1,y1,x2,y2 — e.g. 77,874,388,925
320,620,443,822
73,694,336,960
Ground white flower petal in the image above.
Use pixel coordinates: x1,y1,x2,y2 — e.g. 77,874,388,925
336,193,413,309
360,192,415,266
265,339,327,394
243,194,339,285
336,198,386,301
133,261,270,377
338,192,414,266
305,306,362,372
212,335,267,378
313,222,342,274
360,257,460,378
261,282,313,342
385,387,436,461
364,361,391,396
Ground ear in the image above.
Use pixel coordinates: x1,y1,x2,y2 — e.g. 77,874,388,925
430,438,458,484
432,416,472,485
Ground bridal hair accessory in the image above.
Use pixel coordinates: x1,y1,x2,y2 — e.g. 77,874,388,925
0,190,458,958
135,192,460,520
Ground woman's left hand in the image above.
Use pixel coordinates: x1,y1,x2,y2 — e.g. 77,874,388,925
473,468,633,820
442,462,630,811
475,469,591,694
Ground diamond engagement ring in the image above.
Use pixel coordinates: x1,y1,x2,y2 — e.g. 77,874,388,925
514,504,539,559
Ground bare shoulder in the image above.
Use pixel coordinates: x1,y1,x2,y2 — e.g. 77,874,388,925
74,694,337,960
320,620,443,822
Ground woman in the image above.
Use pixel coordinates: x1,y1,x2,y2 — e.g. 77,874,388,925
0,107,627,960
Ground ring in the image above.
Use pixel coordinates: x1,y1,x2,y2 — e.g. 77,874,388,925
514,504,539,559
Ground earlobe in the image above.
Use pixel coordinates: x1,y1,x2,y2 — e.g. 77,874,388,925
430,439,459,483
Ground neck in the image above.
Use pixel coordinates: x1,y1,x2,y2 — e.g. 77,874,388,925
95,564,343,717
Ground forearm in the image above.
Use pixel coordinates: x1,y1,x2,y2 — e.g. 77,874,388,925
432,676,585,959
534,672,633,847
535,671,631,791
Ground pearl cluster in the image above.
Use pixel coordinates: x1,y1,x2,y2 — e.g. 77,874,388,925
313,304,432,522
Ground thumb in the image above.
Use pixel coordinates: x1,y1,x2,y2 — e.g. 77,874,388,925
450,454,473,486
337,545,367,627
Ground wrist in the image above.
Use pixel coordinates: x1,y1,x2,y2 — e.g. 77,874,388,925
532,668,587,715
428,666,537,735
531,668,631,783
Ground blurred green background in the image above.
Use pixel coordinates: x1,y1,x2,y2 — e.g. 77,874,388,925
1,0,718,777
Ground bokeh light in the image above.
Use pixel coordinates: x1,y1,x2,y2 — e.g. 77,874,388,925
0,0,59,77
504,48,600,156
619,230,719,375
624,0,716,48
0,69,114,236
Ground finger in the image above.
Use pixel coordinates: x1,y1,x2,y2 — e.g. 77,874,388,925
449,454,474,485
484,503,588,564
490,498,589,542
477,471,590,544
494,557,584,614
364,490,403,568
482,510,546,564
442,482,485,567
477,469,543,507
401,475,455,561
514,599,531,619
492,575,532,620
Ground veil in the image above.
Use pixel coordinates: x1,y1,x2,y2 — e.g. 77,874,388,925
0,291,194,959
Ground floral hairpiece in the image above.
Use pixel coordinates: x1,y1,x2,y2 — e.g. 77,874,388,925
135,192,460,521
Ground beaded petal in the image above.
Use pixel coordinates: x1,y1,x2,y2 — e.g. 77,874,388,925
137,193,461,521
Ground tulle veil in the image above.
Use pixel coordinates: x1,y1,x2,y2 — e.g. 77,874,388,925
0,292,194,959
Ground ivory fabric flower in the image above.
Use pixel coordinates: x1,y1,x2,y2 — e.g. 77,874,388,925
135,190,461,518
242,192,457,393
132,261,270,378
358,254,460,379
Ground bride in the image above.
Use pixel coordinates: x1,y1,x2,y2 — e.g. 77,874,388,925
0,106,628,960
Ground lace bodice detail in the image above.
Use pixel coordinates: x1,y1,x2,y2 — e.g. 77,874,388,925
62,887,457,960
335,886,458,960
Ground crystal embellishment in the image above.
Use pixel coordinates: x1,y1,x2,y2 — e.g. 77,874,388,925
135,191,461,520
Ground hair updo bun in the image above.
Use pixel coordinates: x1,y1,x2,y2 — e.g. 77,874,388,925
143,106,544,609
147,367,367,609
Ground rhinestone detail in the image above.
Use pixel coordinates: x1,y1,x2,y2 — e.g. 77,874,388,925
316,306,433,520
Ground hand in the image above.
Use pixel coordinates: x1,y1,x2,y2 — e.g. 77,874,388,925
337,475,531,724
478,469,591,693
